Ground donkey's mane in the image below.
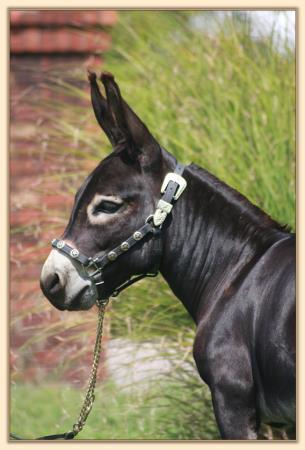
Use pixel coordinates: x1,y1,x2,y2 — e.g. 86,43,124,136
189,163,291,242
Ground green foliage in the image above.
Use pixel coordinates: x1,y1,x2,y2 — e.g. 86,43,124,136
106,11,295,229
92,10,295,338
10,380,219,440
11,11,295,440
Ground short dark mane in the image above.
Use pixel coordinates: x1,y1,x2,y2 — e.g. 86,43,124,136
189,163,292,244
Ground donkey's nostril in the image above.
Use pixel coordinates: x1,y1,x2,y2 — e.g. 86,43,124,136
47,273,62,294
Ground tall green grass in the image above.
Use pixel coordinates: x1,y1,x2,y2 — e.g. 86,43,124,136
106,11,295,228
11,11,295,440
40,10,295,339
11,379,219,440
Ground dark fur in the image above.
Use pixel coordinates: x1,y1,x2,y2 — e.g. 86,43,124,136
41,72,295,439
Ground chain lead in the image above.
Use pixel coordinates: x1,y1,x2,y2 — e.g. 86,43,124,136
68,298,109,438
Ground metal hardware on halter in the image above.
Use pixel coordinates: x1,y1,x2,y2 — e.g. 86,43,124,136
70,249,79,258
153,199,173,227
161,172,187,200
8,162,188,441
120,241,130,251
153,167,187,227
56,239,65,249
133,231,143,240
50,162,187,300
107,251,117,261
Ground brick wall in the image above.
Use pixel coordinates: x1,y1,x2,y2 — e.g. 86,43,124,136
10,10,117,386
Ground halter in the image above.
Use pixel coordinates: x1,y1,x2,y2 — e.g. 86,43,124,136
10,162,187,440
51,163,187,301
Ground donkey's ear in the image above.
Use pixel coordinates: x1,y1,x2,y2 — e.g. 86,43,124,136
88,71,123,147
101,72,161,169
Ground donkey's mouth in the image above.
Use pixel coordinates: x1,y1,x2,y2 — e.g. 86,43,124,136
66,285,97,311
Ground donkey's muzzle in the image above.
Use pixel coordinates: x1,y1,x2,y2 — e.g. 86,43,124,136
40,249,98,311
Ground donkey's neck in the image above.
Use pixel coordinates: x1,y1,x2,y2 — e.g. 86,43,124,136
159,151,288,323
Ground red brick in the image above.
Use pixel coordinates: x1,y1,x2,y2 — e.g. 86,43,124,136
22,311,48,327
10,158,45,176
34,349,61,367
83,53,103,69
10,11,23,24
41,194,72,208
22,367,39,382
11,28,42,53
10,333,28,348
10,277,38,291
10,10,117,27
97,11,118,26
10,209,42,226
10,350,19,370
10,24,114,384
11,28,111,54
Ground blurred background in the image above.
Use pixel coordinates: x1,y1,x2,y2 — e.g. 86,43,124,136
10,10,295,440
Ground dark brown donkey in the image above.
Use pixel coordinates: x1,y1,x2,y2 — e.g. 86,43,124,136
40,72,295,440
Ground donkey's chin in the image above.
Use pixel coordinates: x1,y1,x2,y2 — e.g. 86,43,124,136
66,285,97,311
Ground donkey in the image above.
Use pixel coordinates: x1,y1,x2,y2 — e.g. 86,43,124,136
40,72,295,440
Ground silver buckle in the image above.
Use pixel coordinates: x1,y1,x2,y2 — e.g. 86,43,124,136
153,199,173,227
161,173,187,200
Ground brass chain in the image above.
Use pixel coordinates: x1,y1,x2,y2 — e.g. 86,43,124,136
70,298,109,438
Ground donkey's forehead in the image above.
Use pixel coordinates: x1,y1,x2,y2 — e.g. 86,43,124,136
64,154,143,234
79,153,142,199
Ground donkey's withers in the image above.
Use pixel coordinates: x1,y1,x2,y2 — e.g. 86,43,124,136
40,72,295,439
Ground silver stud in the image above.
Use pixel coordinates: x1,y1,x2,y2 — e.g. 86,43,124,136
108,251,117,261
70,249,79,258
133,231,143,241
120,241,130,251
57,240,65,249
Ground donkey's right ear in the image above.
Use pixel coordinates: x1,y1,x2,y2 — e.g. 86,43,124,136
88,71,123,147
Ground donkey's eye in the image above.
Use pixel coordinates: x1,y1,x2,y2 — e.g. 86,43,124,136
87,195,124,223
93,200,122,215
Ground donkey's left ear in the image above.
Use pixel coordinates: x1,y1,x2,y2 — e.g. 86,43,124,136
101,72,161,169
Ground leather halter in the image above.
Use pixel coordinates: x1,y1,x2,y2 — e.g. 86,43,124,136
51,163,187,301
10,163,187,441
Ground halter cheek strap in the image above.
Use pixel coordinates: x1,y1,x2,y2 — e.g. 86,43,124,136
153,163,186,227
51,163,187,300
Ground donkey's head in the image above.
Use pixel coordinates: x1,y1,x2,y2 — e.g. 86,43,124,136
40,72,169,311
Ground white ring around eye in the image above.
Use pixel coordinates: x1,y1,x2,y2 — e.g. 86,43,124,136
87,194,124,225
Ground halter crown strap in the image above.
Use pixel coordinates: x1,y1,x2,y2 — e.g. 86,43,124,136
153,163,187,226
